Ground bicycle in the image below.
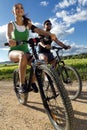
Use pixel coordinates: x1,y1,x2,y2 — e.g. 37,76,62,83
51,46,82,100
4,39,74,130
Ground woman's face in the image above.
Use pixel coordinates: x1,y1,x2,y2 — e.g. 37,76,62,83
13,4,24,17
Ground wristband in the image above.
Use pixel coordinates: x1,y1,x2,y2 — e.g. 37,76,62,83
31,25,37,32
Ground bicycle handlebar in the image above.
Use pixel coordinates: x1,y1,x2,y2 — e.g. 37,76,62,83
4,43,9,46
4,41,26,46
4,37,40,47
4,38,40,60
51,46,63,50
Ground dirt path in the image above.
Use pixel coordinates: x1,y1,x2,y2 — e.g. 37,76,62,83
0,80,87,130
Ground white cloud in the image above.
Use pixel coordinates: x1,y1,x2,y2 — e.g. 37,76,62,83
59,40,87,56
40,1,49,6
48,17,87,55
65,27,75,34
78,0,87,6
52,39,87,56
55,0,76,10
51,21,64,36
0,24,7,48
48,18,75,39
0,48,9,62
54,0,87,10
0,24,7,33
56,9,87,25
69,44,87,55
52,0,87,45
56,10,68,17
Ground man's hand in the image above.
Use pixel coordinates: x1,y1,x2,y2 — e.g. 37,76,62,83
45,44,51,49
64,45,71,50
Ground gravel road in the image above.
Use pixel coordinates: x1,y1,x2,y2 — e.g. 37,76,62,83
0,80,87,130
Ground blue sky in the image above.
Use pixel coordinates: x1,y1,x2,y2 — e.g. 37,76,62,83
0,0,87,62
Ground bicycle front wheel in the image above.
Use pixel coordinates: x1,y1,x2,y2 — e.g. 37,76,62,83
36,65,74,130
13,69,28,105
61,65,82,100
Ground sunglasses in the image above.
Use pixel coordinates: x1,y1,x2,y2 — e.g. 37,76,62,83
45,22,52,26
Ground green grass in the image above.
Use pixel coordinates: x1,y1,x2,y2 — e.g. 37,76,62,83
0,63,18,80
0,58,87,80
0,63,31,80
64,58,87,80
64,58,87,72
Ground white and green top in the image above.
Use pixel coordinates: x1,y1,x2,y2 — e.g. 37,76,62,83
10,22,29,53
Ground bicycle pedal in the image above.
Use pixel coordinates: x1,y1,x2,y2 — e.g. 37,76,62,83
28,88,33,92
17,85,19,87
64,78,71,83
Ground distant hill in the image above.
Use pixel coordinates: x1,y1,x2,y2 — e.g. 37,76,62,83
0,61,12,64
0,53,87,65
63,53,87,59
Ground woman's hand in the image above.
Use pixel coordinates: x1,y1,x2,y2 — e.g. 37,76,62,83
8,39,16,47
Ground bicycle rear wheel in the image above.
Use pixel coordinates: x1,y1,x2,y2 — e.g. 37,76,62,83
36,65,74,130
13,69,28,105
60,65,82,100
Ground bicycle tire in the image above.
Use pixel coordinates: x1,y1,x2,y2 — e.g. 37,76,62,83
13,69,28,105
60,65,82,100
36,65,74,130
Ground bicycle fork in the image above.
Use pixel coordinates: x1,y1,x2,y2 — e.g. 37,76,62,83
61,66,71,84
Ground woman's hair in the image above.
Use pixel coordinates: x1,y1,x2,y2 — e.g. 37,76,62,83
13,3,31,26
22,15,31,26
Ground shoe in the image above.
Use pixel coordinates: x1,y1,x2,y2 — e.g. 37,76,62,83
18,84,27,93
31,83,38,93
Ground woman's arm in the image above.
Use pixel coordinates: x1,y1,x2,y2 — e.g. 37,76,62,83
6,23,16,47
6,23,12,40
28,22,56,39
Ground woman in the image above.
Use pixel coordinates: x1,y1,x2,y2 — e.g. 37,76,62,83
38,20,71,66
6,3,55,93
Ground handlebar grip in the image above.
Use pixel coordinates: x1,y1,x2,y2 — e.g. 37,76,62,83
4,41,23,46
4,43,9,46
51,46,62,50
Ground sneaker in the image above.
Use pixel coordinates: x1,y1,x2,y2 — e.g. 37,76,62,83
18,84,27,93
31,83,38,93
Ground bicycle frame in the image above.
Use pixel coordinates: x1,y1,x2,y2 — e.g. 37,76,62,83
51,47,69,82
27,58,46,92
4,40,74,129
51,46,82,100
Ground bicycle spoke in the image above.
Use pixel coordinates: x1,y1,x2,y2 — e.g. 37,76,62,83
61,65,82,100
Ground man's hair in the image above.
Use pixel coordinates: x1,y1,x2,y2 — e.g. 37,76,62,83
44,20,51,25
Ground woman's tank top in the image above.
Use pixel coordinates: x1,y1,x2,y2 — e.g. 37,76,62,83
10,22,29,53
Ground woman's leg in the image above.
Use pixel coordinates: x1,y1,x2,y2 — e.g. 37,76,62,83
9,50,27,86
